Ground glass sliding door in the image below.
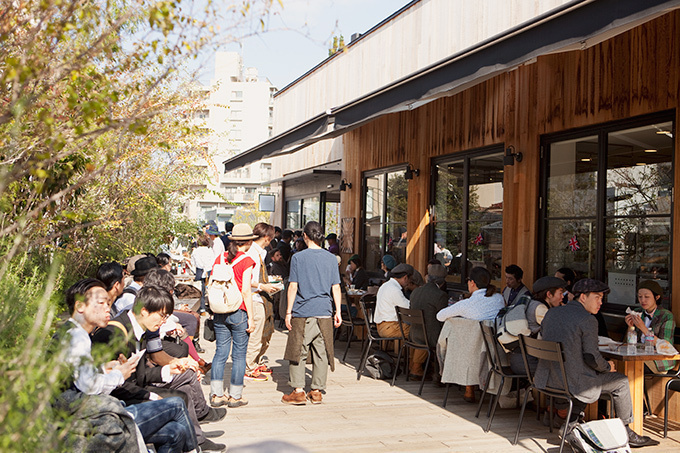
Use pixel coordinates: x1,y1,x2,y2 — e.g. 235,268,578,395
362,168,408,273
431,148,504,288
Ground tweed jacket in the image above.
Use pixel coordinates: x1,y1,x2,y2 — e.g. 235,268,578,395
284,317,336,371
534,300,611,404
409,282,449,347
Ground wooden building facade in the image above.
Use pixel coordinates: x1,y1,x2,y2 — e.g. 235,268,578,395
341,10,680,318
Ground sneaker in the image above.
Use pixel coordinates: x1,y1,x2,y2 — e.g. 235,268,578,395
210,394,229,408
199,438,226,452
281,390,307,405
227,396,248,408
256,365,273,375
307,389,323,404
244,370,268,381
198,407,227,424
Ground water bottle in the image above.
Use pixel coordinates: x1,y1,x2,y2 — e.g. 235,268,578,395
645,334,655,354
626,326,637,355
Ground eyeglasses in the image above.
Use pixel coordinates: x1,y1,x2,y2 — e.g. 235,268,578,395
160,313,170,321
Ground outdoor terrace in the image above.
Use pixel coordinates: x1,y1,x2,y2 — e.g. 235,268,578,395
198,327,680,452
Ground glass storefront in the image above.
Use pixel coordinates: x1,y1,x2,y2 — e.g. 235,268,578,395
285,196,319,230
541,115,674,309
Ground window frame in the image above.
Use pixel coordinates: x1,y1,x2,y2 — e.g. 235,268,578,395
429,145,505,290
360,164,410,269
538,110,675,312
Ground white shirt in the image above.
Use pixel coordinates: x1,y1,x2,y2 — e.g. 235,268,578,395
126,311,173,383
212,238,225,260
436,288,505,322
375,278,410,324
113,281,141,314
247,241,267,304
65,319,124,395
191,246,214,272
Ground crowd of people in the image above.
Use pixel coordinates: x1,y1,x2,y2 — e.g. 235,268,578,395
57,217,670,451
56,220,344,452
371,259,669,448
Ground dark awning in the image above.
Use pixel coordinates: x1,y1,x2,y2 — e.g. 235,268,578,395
224,0,680,172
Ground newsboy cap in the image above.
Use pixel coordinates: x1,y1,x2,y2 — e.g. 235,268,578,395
390,263,414,277
572,278,610,295
532,276,567,294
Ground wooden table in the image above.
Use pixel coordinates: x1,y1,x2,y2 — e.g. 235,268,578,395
599,346,680,434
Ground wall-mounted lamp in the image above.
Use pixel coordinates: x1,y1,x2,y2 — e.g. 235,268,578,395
404,164,420,180
503,145,523,166
339,179,352,191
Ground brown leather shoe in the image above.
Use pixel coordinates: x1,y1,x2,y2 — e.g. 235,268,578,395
281,390,307,405
307,389,323,404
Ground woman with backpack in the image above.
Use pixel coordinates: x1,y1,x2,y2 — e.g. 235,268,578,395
209,223,257,409
507,275,567,375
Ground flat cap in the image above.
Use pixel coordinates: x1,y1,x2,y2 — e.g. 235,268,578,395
532,276,567,294
390,263,414,277
572,278,610,294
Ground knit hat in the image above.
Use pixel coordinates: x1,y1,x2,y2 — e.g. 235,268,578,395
382,255,397,270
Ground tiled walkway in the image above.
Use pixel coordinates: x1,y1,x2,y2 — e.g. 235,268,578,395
196,326,680,452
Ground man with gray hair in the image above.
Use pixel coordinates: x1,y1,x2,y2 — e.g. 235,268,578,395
409,264,450,377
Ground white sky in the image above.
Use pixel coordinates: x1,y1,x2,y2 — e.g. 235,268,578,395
202,0,410,89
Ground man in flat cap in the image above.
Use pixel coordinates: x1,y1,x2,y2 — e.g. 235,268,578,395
375,263,426,378
534,278,656,447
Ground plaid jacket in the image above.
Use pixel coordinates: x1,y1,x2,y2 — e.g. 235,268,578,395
633,307,676,372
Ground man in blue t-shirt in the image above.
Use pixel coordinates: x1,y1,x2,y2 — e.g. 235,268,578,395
281,222,342,406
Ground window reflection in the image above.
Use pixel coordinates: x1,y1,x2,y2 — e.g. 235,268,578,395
543,118,674,309
431,150,504,287
363,170,408,274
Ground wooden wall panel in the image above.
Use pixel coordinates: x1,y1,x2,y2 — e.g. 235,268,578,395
342,11,680,313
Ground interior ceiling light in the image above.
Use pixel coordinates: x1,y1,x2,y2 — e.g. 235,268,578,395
581,158,592,162
644,149,657,153
635,162,647,166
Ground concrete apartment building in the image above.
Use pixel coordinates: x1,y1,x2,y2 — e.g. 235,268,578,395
185,51,276,227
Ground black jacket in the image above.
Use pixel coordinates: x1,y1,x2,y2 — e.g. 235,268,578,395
91,311,161,404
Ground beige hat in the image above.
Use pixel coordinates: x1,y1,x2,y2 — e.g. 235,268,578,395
230,223,258,241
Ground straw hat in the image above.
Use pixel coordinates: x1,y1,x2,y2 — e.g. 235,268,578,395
230,223,258,241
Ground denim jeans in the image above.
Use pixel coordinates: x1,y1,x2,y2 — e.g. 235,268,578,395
126,397,197,453
211,309,249,399
199,278,207,312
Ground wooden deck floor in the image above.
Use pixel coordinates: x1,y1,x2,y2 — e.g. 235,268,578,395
197,326,680,452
